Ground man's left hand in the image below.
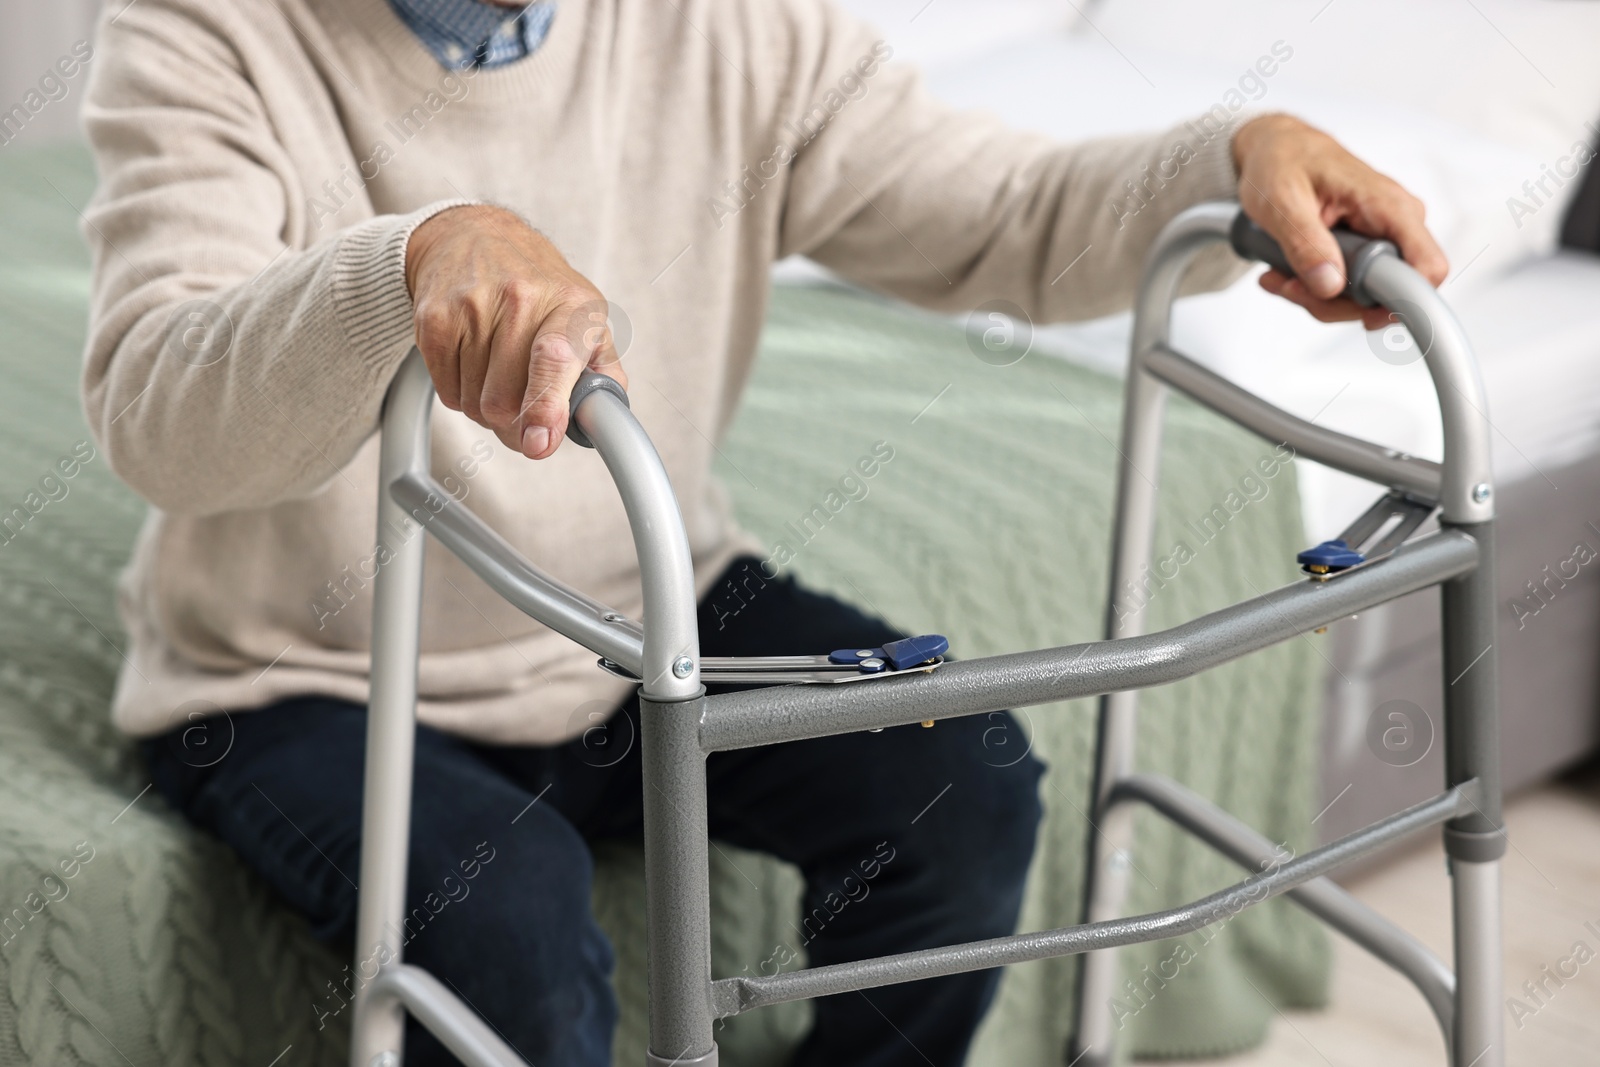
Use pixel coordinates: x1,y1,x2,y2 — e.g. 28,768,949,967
1232,113,1449,330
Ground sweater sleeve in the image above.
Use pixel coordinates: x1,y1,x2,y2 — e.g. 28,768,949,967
770,3,1247,321
78,4,468,516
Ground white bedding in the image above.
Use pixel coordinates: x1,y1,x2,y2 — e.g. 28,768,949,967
1022,252,1600,539
784,12,1600,539
1086,0,1600,170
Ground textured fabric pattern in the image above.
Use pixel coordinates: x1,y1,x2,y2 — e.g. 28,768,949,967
385,0,555,69
0,143,1326,1065
0,142,352,1067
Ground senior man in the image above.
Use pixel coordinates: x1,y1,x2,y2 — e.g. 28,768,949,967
79,0,1446,1064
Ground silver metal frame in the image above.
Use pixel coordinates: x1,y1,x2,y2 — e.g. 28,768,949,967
352,201,1503,1067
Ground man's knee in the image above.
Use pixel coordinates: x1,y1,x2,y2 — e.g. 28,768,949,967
990,760,1046,879
963,756,1044,886
943,712,1045,895
887,712,1044,926
408,811,607,959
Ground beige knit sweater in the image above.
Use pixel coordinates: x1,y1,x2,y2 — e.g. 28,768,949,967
81,0,1245,743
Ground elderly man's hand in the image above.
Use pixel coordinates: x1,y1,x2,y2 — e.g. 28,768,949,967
1232,114,1449,330
405,205,626,460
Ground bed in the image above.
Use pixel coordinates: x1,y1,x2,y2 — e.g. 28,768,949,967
0,135,1336,1063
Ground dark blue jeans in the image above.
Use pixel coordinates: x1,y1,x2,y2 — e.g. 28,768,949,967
144,559,1044,1067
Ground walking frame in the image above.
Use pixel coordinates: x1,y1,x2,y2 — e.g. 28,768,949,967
351,201,1503,1067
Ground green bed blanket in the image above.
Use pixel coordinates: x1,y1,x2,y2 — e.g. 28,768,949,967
0,141,1328,1066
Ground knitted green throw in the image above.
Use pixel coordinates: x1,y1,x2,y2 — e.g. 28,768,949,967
0,141,1327,1066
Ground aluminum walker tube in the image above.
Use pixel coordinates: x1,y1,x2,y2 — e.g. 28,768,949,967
1072,203,1233,1066
569,375,714,1066
1106,773,1457,1052
710,783,1479,1017
696,530,1480,749
352,352,435,1067
1440,520,1504,1067
1071,203,1498,1067
351,353,715,1067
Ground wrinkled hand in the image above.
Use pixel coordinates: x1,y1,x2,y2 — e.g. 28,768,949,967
1232,114,1449,329
405,204,626,459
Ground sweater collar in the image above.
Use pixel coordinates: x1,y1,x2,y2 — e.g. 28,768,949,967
324,0,587,105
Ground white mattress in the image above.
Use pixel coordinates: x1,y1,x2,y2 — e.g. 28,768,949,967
776,22,1600,539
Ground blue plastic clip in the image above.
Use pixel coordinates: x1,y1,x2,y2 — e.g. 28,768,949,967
1297,539,1366,575
829,634,949,673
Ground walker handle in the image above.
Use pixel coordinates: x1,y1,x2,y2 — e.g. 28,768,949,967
1228,212,1397,308
565,370,630,448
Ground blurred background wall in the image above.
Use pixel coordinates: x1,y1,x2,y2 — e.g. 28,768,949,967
0,0,103,144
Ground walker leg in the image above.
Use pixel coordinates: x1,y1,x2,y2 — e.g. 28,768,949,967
1440,521,1504,1067
641,693,719,1067
351,442,430,1065
1452,859,1502,1067
1072,366,1169,1066
1073,693,1141,1067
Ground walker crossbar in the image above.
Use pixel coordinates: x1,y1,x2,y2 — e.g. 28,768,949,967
708,779,1479,1018
389,470,647,673
696,529,1479,751
1106,774,1457,1048
365,966,525,1067
352,200,1503,1067
1142,342,1445,502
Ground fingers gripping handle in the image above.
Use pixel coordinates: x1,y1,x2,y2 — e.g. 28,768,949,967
1228,212,1397,308
566,371,630,448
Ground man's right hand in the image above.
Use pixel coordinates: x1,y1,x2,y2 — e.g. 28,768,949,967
405,204,627,460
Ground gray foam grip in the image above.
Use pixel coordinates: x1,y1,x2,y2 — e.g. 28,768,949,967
1228,211,1398,307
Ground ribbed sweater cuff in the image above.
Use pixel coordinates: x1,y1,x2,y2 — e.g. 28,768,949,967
330,199,478,372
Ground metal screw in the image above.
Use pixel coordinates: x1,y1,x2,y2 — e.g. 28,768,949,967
672,656,694,678
1471,483,1492,504
603,612,625,623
